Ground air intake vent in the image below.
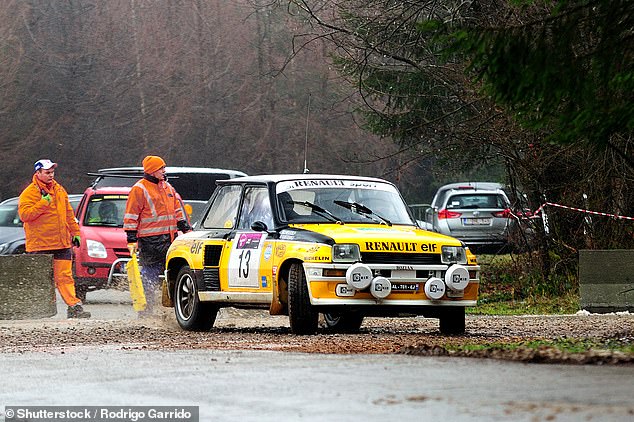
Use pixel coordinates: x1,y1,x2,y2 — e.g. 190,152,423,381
360,252,441,265
203,268,220,291
204,245,223,266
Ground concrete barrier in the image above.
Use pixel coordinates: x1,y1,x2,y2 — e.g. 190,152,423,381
579,249,634,313
0,254,57,319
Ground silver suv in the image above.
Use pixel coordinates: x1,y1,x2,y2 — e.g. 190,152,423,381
425,183,513,253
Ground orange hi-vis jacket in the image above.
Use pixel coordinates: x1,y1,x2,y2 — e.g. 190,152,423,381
18,174,80,252
123,178,186,238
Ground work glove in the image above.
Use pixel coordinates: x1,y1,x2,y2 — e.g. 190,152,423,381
72,235,81,248
126,230,138,243
177,220,192,233
42,193,51,203
127,243,137,255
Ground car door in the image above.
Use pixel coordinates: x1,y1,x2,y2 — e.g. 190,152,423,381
226,185,274,289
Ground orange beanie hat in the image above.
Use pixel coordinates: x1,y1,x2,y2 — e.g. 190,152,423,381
142,155,166,174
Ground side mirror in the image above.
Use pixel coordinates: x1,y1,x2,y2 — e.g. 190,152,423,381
251,221,268,232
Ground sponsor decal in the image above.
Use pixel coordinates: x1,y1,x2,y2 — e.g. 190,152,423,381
261,276,268,288
190,241,203,255
304,256,330,262
275,244,286,258
292,180,346,188
364,241,437,252
264,244,272,260
237,233,263,249
395,265,414,270
280,229,296,241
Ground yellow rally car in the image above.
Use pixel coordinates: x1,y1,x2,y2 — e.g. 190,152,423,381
164,174,479,334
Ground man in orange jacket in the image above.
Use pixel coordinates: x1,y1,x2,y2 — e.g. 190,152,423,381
18,159,90,318
124,155,191,316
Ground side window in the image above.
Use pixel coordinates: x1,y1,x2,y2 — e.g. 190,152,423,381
202,186,242,229
238,187,273,230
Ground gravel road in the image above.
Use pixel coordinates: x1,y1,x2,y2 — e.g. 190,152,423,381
1,305,632,364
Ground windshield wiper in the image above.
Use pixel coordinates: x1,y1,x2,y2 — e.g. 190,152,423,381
333,200,392,226
288,200,343,224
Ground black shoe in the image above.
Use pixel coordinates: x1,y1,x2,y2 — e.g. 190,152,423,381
67,304,91,319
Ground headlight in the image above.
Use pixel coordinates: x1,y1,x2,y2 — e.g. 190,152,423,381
87,239,108,258
441,245,467,264
332,244,361,263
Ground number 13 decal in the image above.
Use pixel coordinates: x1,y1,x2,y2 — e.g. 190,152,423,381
229,232,266,287
238,249,251,278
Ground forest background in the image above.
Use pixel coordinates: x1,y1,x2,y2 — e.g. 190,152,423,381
1,1,632,296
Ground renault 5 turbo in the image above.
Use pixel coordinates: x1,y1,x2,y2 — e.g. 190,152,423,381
164,174,480,335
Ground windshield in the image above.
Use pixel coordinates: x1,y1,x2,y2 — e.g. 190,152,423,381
445,193,508,210
0,202,21,227
83,194,128,227
276,180,414,225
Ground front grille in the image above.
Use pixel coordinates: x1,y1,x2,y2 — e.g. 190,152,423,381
203,268,220,290
114,248,131,258
204,245,223,266
361,252,441,265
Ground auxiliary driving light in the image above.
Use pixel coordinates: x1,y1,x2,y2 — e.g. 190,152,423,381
370,276,392,299
346,263,373,290
424,277,445,300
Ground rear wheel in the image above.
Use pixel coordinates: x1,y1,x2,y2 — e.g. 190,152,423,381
323,312,364,333
439,307,465,335
288,262,317,334
174,265,217,331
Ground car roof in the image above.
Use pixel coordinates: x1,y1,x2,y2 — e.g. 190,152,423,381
217,173,392,185
0,197,18,206
437,182,505,192
1,195,83,205
83,186,132,194
97,166,247,177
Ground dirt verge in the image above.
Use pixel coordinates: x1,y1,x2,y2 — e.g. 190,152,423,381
0,309,632,364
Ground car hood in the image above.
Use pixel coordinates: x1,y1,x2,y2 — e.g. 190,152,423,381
286,223,462,250
0,227,25,244
81,226,127,247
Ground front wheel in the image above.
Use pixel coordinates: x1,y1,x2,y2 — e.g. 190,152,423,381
323,312,364,333
439,307,465,335
174,265,218,331
287,262,318,335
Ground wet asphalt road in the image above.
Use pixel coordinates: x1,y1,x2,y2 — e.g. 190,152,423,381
0,290,633,421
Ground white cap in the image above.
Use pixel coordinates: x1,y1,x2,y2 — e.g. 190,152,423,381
34,159,57,172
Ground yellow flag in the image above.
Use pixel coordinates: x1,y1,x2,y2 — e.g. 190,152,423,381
127,251,146,311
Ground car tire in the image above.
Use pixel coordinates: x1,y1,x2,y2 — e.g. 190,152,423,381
323,312,364,333
174,265,217,331
439,306,465,335
288,262,317,335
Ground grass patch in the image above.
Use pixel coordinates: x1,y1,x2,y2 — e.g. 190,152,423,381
473,253,580,315
444,338,634,355
468,291,579,315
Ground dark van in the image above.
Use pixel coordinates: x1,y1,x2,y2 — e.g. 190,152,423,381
90,167,247,223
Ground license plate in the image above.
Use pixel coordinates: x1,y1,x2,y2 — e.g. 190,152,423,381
392,283,419,292
463,218,492,225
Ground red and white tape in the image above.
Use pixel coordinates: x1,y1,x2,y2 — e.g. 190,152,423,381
531,202,634,221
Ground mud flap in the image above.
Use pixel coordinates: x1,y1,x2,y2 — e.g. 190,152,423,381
161,279,174,307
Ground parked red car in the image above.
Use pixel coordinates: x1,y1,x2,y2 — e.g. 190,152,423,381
73,186,131,300
73,185,194,300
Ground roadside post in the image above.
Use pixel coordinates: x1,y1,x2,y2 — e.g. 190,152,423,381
0,254,56,319
579,249,634,313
